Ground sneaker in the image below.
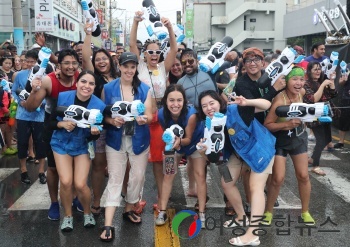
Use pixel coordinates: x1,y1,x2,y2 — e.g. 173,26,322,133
244,203,251,216
61,216,73,232
84,213,96,228
301,211,315,226
261,212,273,226
155,210,167,226
48,202,60,221
308,135,315,141
20,172,31,184
4,147,18,155
199,212,206,229
72,197,84,212
334,143,344,149
38,173,47,184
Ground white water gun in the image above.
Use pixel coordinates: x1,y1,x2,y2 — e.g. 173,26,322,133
257,47,302,88
0,79,12,93
160,38,170,61
15,88,41,112
173,24,185,43
323,51,339,79
109,100,145,121
199,36,234,74
162,124,184,151
81,0,101,37
275,102,333,123
27,47,52,90
141,0,168,40
56,105,103,129
197,112,227,163
340,61,348,76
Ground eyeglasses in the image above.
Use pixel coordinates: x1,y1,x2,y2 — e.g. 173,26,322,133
244,57,262,64
95,57,109,62
61,61,79,67
181,58,195,66
146,50,162,55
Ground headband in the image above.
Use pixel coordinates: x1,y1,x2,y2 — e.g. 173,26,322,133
285,67,304,82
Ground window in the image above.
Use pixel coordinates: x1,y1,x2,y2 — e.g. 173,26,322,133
250,18,256,22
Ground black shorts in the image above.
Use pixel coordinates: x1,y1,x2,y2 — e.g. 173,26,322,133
275,143,307,157
43,112,56,168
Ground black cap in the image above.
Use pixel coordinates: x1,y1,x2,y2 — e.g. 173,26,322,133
119,52,138,65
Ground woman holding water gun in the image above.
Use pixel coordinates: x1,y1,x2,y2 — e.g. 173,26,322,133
155,84,205,227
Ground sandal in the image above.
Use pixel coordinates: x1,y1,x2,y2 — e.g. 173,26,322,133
122,210,142,224
91,205,101,216
225,206,236,216
195,196,210,211
311,167,326,176
100,226,115,242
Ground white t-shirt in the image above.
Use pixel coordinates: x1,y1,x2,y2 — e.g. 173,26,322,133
137,59,167,100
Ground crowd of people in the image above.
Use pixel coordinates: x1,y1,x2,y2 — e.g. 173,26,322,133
0,11,349,246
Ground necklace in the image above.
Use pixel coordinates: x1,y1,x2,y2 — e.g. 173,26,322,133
285,91,298,104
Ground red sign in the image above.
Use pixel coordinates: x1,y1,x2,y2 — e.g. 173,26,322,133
101,29,108,40
96,9,104,25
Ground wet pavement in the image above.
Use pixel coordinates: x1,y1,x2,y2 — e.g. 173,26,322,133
0,130,349,247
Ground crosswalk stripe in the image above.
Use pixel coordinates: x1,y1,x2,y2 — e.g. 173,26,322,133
0,168,18,182
8,175,51,211
310,167,350,204
307,143,341,161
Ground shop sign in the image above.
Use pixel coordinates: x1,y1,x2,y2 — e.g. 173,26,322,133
49,9,79,41
34,0,54,31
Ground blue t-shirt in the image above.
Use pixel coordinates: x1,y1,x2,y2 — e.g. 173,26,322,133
304,55,328,63
11,69,45,122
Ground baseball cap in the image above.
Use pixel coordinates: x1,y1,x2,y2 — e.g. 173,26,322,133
119,52,138,65
242,47,264,60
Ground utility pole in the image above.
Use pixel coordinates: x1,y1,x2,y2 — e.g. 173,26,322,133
109,0,113,40
27,0,32,48
12,0,24,54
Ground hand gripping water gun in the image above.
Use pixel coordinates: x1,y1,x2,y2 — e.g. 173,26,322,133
0,79,12,93
27,47,53,90
162,124,184,151
8,98,17,126
340,61,348,76
159,24,185,61
56,105,103,129
196,112,227,163
81,0,101,37
199,36,234,74
109,100,145,121
257,47,304,88
141,0,168,40
275,102,333,123
15,88,41,112
321,51,339,79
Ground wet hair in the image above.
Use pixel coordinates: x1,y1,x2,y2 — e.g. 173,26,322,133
310,43,325,54
306,61,324,83
77,70,96,82
161,84,189,127
143,39,160,51
0,54,14,67
180,48,198,60
92,48,118,79
179,42,187,49
197,90,227,121
168,54,184,84
25,49,39,60
58,48,79,64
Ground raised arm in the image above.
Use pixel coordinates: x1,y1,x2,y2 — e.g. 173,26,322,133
231,95,271,113
162,17,177,73
130,11,144,61
82,22,94,71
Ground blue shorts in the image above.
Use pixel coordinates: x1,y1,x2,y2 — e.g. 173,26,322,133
51,139,88,157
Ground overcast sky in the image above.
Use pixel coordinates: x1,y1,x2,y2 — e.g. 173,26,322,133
111,0,183,42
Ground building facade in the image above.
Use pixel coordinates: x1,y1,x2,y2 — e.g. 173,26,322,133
186,0,286,53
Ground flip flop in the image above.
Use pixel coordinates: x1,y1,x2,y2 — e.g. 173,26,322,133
122,210,142,224
100,226,115,242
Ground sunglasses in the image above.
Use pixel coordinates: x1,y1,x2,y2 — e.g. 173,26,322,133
146,50,162,55
181,58,195,66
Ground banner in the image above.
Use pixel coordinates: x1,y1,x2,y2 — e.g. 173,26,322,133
185,3,194,38
34,0,54,31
